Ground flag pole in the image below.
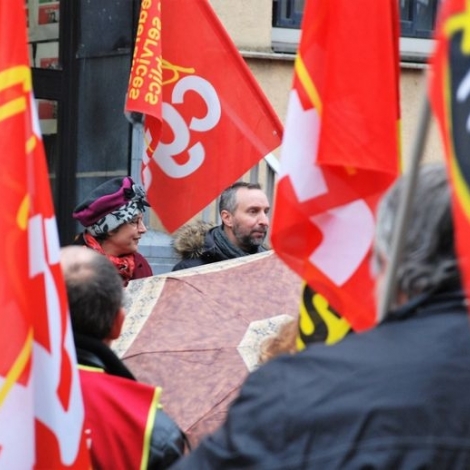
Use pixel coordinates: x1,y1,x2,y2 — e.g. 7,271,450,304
377,94,432,322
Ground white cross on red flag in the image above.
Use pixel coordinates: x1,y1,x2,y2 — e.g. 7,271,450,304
0,1,90,467
271,0,401,332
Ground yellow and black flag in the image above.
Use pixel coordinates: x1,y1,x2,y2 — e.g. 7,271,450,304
429,0,470,309
297,283,351,350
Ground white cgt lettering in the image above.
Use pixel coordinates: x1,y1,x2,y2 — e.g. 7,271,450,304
154,75,221,178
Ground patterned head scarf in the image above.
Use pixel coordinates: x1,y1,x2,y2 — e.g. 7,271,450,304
73,176,150,236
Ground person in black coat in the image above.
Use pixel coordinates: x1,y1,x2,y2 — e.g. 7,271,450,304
172,182,270,271
61,246,186,469
170,164,470,469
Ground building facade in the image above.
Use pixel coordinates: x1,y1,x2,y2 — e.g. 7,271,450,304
30,0,444,272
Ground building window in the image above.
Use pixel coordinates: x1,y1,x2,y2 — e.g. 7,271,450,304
272,0,442,60
273,0,441,36
273,0,305,29
400,0,441,39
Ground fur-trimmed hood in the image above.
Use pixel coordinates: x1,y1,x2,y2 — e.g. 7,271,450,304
172,220,215,260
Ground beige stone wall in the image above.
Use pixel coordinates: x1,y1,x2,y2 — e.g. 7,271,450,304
399,67,444,168
209,0,273,51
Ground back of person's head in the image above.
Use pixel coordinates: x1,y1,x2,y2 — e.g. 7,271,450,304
218,182,262,216
374,163,460,300
60,246,124,340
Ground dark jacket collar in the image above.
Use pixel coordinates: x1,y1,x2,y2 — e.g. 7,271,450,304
385,286,466,323
74,333,135,381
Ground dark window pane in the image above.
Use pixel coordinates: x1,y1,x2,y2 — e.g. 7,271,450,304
273,0,441,39
37,98,59,202
273,0,305,28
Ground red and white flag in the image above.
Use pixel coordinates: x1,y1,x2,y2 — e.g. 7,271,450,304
0,2,90,467
271,0,401,332
126,0,283,232
429,0,470,308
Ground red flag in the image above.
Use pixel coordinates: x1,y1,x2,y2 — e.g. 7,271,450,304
126,0,283,232
429,0,470,308
0,2,90,467
271,0,401,332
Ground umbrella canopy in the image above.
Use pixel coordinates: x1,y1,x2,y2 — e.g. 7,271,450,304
113,250,301,447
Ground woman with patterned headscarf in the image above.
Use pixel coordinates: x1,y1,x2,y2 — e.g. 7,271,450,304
72,176,153,286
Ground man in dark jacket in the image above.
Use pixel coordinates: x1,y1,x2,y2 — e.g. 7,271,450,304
172,182,270,271
61,246,185,469
170,164,470,469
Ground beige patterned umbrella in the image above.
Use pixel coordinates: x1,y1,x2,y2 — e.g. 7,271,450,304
112,251,301,447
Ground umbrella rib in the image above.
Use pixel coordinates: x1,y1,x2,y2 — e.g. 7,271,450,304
124,347,234,360
186,385,241,432
167,278,206,294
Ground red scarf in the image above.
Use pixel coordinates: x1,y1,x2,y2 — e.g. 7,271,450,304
83,232,135,286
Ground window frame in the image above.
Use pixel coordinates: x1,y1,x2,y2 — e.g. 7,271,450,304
272,0,439,63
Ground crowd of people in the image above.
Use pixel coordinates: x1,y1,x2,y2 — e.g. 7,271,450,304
64,163,470,468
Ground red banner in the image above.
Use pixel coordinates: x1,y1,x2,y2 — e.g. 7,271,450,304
126,0,283,232
126,0,163,160
0,2,90,467
429,0,470,308
271,0,400,332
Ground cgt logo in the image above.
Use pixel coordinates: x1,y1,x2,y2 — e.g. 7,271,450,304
154,74,221,179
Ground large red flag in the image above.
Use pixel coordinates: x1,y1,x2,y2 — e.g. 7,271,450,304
271,0,401,332
0,2,90,468
429,0,470,309
126,0,283,232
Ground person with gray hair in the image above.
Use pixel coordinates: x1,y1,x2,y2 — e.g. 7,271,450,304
61,246,186,469
172,182,270,271
373,163,459,306
169,163,470,469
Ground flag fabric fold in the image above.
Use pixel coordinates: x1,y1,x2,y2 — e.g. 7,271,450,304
271,0,401,332
126,0,283,233
0,2,90,467
429,0,470,310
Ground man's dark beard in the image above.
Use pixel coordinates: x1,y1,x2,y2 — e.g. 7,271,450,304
236,231,266,252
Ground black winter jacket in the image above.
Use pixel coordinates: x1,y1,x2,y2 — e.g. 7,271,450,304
172,221,266,271
170,290,470,469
